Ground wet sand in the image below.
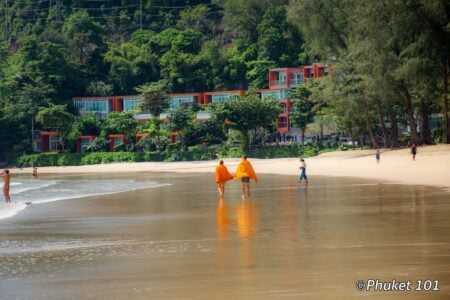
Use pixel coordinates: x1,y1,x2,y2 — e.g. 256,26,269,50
1,172,450,299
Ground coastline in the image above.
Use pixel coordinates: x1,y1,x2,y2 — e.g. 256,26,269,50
10,144,450,189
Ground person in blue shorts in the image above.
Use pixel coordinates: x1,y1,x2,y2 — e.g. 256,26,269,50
299,158,308,184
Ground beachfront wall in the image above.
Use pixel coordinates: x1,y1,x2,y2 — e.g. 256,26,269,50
76,135,97,153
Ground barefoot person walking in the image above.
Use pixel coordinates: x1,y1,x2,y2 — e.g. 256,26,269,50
1,169,11,203
235,156,257,198
299,158,308,184
411,143,417,161
215,160,233,198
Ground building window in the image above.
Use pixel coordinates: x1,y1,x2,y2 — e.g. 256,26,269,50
113,137,123,146
77,99,109,113
262,91,281,100
292,73,303,85
278,117,288,128
280,102,287,113
123,98,142,111
170,96,194,108
49,135,58,151
212,94,230,103
277,73,286,85
81,138,91,153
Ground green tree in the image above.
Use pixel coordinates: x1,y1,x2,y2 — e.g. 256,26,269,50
36,104,75,151
135,80,170,118
103,111,138,136
214,92,281,151
289,84,315,145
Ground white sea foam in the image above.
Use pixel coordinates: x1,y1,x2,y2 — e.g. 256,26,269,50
0,179,170,221
0,202,27,219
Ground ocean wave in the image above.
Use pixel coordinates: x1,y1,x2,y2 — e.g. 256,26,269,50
0,179,171,221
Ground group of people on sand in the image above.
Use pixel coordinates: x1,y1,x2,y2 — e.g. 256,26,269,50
215,155,308,198
375,142,418,164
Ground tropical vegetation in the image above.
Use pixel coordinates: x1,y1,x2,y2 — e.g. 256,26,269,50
0,0,448,164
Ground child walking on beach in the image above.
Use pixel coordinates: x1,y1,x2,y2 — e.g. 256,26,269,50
1,169,11,203
215,160,233,198
299,159,308,184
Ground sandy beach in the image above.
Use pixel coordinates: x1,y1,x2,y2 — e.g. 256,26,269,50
12,144,450,189
2,146,450,299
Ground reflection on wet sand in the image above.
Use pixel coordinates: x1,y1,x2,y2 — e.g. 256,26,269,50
216,198,231,239
1,173,450,299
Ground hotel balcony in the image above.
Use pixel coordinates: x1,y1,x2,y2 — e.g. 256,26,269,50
268,68,303,90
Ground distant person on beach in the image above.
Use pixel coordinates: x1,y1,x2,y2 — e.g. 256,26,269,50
299,158,308,184
375,149,380,164
32,167,38,180
411,143,417,161
1,169,11,203
235,156,257,198
215,160,233,197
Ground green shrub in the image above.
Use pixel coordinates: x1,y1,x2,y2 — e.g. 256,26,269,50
338,144,348,151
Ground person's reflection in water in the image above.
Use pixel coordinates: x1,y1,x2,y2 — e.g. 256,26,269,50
216,198,231,239
236,198,258,270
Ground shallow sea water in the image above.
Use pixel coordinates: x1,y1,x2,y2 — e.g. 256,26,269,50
0,172,449,299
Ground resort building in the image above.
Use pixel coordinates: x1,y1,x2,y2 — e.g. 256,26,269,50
36,64,328,152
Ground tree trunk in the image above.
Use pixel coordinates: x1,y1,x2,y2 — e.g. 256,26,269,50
365,113,379,149
443,61,450,144
419,98,433,144
241,131,250,153
375,99,389,148
389,108,399,148
401,80,419,144
31,116,35,152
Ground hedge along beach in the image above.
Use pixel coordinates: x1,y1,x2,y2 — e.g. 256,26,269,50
1,145,449,299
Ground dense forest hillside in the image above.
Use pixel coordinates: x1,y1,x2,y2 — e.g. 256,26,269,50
0,0,449,157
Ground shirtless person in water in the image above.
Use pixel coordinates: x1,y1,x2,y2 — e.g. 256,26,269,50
1,169,11,203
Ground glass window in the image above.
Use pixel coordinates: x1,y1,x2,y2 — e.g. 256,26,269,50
82,100,109,113
81,138,91,153
123,98,142,111
292,73,303,85
49,135,58,151
74,99,84,110
277,73,286,84
114,137,123,146
262,91,283,100
278,117,288,128
211,94,228,103
170,96,194,108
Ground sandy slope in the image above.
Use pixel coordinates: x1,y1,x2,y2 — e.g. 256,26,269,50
9,145,450,189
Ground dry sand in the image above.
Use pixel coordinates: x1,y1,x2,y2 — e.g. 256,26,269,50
11,144,450,189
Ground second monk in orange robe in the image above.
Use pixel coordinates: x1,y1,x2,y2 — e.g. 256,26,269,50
234,155,257,197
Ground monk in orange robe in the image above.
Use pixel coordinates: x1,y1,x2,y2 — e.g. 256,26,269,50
234,155,257,197
215,160,234,197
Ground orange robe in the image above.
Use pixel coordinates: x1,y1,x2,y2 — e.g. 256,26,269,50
215,164,233,184
234,160,257,182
